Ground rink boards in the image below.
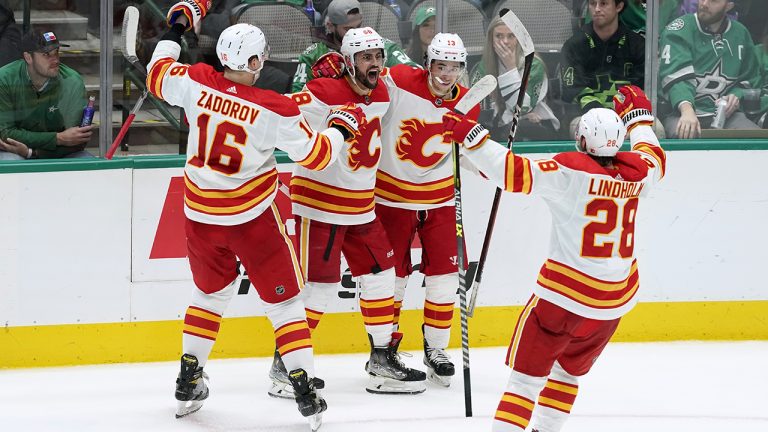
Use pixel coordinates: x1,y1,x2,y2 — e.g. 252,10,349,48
1,144,767,367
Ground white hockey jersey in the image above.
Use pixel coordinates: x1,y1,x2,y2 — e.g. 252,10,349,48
463,125,666,320
146,40,344,226
290,77,390,225
377,65,481,210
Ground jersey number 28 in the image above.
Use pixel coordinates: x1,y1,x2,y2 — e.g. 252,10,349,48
581,197,638,259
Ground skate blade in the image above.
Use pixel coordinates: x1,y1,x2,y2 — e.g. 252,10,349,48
268,381,295,399
175,400,204,418
426,369,452,387
308,412,322,431
365,374,426,395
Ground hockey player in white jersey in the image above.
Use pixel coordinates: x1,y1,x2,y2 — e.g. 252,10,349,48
149,1,365,425
374,33,481,387
268,27,427,397
310,33,482,388
442,85,666,431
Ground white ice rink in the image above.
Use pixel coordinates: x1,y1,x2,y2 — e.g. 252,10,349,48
1,342,766,432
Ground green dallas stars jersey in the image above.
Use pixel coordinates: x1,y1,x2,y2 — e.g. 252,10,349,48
290,39,417,93
659,14,760,117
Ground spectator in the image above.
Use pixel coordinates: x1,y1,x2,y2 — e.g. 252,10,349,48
0,30,92,160
561,0,646,138
470,16,560,141
405,5,436,64
659,0,760,138
0,3,21,68
753,31,768,127
583,0,647,35
290,0,417,92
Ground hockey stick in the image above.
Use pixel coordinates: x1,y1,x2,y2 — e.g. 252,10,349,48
450,74,498,418
467,9,534,317
107,6,146,160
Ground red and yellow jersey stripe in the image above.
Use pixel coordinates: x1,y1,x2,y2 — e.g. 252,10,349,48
504,153,534,194
290,176,375,216
146,57,176,101
536,259,639,310
184,168,277,217
633,141,666,179
374,171,454,205
296,131,333,171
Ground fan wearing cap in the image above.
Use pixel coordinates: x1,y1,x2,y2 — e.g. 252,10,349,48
290,0,417,92
405,6,436,66
0,30,92,160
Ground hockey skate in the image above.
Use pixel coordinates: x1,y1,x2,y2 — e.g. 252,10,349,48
268,350,325,399
174,354,209,418
288,368,327,432
365,333,427,394
423,344,455,387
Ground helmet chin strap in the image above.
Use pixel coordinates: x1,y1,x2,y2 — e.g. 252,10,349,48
427,70,459,98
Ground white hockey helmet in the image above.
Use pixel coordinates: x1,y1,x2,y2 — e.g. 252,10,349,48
425,33,467,67
216,23,268,73
576,108,626,157
340,27,386,73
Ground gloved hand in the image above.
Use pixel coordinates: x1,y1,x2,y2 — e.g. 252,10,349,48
327,104,366,140
442,112,489,149
613,85,654,130
312,52,346,79
166,0,211,33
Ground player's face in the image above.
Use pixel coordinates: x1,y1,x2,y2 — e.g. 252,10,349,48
588,0,623,28
353,48,384,89
27,50,60,79
492,24,518,54
419,17,436,47
697,0,733,25
429,60,463,93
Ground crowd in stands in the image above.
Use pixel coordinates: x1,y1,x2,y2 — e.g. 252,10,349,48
1,0,768,160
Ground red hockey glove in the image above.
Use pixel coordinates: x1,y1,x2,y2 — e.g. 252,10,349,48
166,0,211,33
327,104,365,140
442,112,489,149
613,85,654,130
312,52,346,79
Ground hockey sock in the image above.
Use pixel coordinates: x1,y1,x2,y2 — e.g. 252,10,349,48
358,268,395,347
529,362,579,432
302,281,337,331
182,306,221,369
423,273,457,349
393,276,407,331
265,297,316,377
182,281,235,368
492,369,547,431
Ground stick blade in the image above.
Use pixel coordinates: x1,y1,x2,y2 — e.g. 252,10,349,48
500,9,534,56
122,6,140,59
455,75,497,115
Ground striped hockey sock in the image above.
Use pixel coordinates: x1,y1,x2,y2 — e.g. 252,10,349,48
182,306,222,368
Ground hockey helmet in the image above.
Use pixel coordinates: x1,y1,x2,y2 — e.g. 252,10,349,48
216,23,268,73
340,27,386,74
576,108,626,157
425,33,467,67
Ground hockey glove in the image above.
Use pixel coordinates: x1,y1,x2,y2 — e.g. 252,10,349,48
442,112,489,150
166,0,211,33
613,85,654,131
312,52,346,79
327,104,365,140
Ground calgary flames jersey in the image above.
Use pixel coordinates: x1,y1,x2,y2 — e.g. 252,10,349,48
377,65,480,210
464,125,666,320
146,41,343,226
290,77,390,225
